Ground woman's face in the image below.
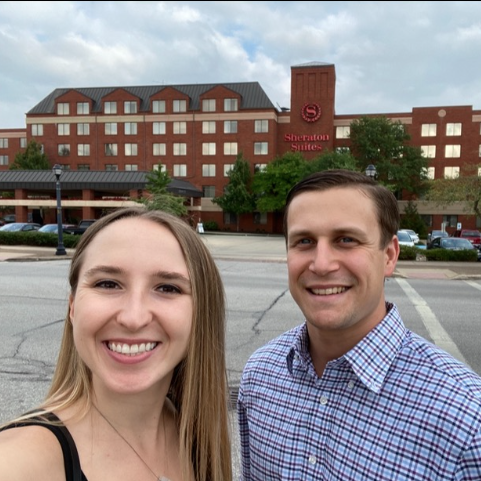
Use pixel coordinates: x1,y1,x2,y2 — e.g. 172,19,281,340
69,217,193,396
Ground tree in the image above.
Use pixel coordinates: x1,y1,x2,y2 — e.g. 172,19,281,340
10,139,50,170
426,163,481,219
349,116,430,196
137,164,188,217
212,153,256,232
252,151,310,212
306,149,359,175
400,200,428,239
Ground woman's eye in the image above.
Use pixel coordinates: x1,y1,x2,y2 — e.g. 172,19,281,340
94,280,119,289
157,284,181,294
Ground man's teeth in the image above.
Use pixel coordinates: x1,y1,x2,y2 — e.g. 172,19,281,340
108,342,158,356
312,287,347,295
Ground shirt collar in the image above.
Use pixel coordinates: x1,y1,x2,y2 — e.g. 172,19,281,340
287,303,406,393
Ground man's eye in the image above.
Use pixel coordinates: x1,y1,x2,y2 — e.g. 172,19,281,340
298,238,313,245
339,237,355,244
94,280,119,289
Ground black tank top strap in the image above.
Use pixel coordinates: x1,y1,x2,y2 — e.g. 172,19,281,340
0,411,86,481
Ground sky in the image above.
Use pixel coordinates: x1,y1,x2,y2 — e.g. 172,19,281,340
2,1,481,129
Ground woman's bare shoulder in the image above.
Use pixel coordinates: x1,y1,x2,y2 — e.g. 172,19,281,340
0,425,65,481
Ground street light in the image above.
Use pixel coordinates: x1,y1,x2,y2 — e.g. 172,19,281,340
365,164,377,180
52,164,67,256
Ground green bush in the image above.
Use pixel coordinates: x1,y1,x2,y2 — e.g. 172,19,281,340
424,248,478,262
202,221,219,231
398,245,418,260
0,231,80,248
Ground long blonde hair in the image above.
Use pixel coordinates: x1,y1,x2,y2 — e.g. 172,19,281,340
36,207,231,481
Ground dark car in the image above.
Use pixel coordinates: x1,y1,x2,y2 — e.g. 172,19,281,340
0,222,41,232
427,230,449,243
427,236,481,261
452,229,481,248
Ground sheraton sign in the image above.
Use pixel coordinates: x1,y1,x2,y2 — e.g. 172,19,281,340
284,133,330,152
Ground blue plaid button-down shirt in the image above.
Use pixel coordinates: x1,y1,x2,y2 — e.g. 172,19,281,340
238,303,481,480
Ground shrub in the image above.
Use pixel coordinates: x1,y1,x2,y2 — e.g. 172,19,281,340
0,231,80,248
424,248,478,262
202,221,219,231
398,245,417,260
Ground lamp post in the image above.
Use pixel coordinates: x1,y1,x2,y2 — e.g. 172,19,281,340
365,164,377,180
53,164,67,256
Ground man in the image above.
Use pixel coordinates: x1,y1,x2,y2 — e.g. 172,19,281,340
238,169,481,480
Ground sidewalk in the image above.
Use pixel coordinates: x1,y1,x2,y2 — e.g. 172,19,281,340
1,234,481,280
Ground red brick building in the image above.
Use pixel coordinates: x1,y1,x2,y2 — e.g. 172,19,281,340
0,62,480,233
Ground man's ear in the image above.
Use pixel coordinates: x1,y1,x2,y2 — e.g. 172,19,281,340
384,235,400,277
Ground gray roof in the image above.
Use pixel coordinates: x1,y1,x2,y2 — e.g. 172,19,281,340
0,170,202,197
28,82,276,115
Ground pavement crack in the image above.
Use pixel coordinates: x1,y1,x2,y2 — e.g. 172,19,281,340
253,288,289,334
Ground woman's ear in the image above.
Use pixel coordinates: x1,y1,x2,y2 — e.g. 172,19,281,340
68,294,75,323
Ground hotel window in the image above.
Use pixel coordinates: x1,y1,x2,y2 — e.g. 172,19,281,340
202,121,216,134
173,100,187,113
0,138,7,148
202,99,216,112
0,155,8,165
422,166,435,180
202,143,216,155
125,143,138,156
173,143,187,156
335,126,350,139
124,101,137,114
77,123,90,135
105,143,118,156
58,124,70,136
444,166,460,178
479,145,481,157
336,146,350,154
153,163,167,172
421,145,436,158
203,185,216,197
57,103,69,115
202,164,216,177
78,164,90,171
224,98,238,112
104,101,117,114
152,100,166,113
153,143,166,156
173,164,187,177
443,215,458,228
20,137,27,148
224,164,234,177
224,142,238,155
254,120,268,133
77,102,89,115
124,122,138,135
224,120,237,133
60,164,71,170
153,122,166,135
421,123,437,137
125,164,138,171
78,144,90,156
105,164,118,171
254,142,268,155
224,212,237,225
254,212,267,225
32,124,43,136
173,121,187,134
58,144,70,156
446,123,462,136
105,123,118,135
254,163,267,172
445,145,461,158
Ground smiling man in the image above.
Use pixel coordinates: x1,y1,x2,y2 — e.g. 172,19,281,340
238,169,481,481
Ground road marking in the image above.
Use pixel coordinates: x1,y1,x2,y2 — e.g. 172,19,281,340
465,280,481,291
396,278,469,366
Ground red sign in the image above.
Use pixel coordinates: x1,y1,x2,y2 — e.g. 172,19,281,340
301,103,321,123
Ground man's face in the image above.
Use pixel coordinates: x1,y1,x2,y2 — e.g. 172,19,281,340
286,187,399,343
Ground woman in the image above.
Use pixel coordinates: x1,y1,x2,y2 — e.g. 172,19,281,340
0,206,232,481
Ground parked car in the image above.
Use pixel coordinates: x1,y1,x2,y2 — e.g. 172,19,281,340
451,229,481,248
63,219,97,235
0,222,41,232
1,213,34,223
427,229,449,243
37,223,76,234
399,229,420,244
397,230,415,247
0,218,5,227
427,236,481,261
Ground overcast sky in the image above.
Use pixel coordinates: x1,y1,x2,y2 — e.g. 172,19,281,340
1,1,481,129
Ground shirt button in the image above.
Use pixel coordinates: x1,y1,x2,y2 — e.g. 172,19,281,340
308,455,317,465
319,395,328,405
348,380,355,389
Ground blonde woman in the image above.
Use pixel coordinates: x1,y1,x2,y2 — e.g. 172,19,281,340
0,206,232,481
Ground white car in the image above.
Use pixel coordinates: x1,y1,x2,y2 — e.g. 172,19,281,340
397,230,415,247
399,229,419,244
